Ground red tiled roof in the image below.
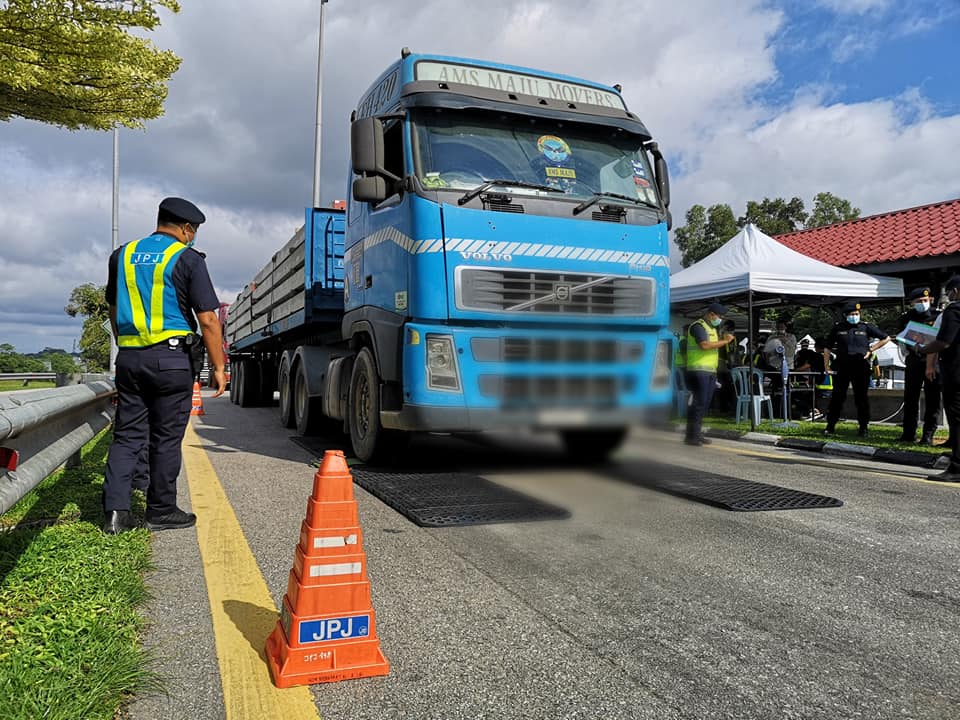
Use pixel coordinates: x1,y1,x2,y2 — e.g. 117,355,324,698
775,198,960,268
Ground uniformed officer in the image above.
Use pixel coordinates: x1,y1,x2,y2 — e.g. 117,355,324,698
684,302,736,446
102,197,227,534
896,287,940,444
918,276,960,481
823,301,890,437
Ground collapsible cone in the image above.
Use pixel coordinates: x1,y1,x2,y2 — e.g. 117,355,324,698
190,381,204,416
266,449,389,687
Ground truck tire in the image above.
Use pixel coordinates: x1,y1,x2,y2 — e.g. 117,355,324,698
294,359,323,436
348,347,407,463
230,361,241,404
278,356,295,428
258,359,276,406
561,428,628,463
238,359,260,408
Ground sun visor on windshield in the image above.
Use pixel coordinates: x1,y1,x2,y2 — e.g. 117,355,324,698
400,86,652,139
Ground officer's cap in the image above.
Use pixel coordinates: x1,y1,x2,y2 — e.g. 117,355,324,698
159,197,205,225
706,302,727,316
946,276,960,292
907,287,931,302
842,301,861,313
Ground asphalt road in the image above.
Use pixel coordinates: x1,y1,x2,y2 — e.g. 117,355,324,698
124,393,960,720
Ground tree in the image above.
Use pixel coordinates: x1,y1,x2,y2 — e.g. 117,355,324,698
674,203,739,267
0,343,45,372
0,1,181,130
738,197,807,236
65,283,109,371
807,192,861,229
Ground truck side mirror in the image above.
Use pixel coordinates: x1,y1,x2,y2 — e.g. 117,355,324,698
351,117,385,176
648,144,670,209
353,176,387,204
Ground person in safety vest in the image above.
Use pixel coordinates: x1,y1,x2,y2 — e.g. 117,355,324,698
102,197,226,534
685,302,736,446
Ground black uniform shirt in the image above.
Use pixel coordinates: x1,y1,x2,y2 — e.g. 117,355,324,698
826,320,887,359
936,302,960,376
106,233,220,335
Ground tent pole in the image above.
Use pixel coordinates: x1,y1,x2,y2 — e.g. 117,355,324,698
748,290,755,431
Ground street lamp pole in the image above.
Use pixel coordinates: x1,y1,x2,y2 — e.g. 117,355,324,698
109,127,119,373
311,0,329,209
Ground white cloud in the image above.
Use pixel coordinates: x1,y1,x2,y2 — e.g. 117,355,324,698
815,0,891,14
0,0,957,351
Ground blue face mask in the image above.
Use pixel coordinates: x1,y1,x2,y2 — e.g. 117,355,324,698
710,317,722,328
914,302,930,312
846,314,860,324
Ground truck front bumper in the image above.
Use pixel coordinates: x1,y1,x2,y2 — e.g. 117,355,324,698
380,403,671,433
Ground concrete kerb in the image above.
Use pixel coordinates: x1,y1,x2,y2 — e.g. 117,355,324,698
683,424,951,470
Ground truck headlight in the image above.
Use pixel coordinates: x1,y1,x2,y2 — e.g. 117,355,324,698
426,334,461,392
651,339,672,390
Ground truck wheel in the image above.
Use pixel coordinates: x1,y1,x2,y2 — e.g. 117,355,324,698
561,428,628,463
229,363,239,404
238,360,260,408
348,347,407,463
278,356,295,428
294,360,322,436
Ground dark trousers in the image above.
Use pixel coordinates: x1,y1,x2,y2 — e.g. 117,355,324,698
103,346,193,514
902,357,941,439
943,376,960,473
685,370,716,441
826,356,871,430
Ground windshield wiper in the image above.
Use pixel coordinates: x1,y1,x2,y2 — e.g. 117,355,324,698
572,192,658,216
457,179,565,206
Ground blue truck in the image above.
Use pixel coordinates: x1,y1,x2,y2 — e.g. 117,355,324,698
226,50,674,462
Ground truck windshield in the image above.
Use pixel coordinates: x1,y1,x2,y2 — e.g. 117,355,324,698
412,109,660,208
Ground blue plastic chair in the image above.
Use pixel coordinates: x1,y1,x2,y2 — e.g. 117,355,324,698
730,367,774,424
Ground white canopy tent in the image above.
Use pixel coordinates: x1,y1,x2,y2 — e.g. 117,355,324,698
671,224,904,428
671,223,904,306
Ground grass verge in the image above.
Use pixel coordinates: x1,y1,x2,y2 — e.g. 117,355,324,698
0,381,56,392
0,429,159,720
701,415,949,454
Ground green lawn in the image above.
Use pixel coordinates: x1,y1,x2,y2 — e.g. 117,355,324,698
700,414,949,455
0,430,159,720
0,380,56,392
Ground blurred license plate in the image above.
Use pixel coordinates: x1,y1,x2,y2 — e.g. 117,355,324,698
536,409,590,426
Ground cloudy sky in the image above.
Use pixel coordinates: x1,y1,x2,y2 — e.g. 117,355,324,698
1,0,958,354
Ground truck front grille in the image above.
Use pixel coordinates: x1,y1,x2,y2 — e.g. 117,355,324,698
478,375,628,408
471,337,644,364
456,268,655,316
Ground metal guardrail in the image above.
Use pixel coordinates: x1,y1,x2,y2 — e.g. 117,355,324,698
0,372,57,382
0,380,116,515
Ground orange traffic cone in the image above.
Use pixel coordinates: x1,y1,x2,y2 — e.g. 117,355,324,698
265,449,389,687
190,381,204,416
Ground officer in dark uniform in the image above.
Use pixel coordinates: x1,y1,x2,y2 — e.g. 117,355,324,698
823,301,890,437
896,287,940,444
103,197,227,534
917,276,960,481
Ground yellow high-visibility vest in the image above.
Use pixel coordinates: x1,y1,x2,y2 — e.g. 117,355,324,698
116,235,192,347
686,319,719,372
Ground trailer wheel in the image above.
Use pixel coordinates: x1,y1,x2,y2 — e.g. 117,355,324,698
238,359,260,408
278,356,295,428
348,347,407,463
560,428,628,464
229,363,239,404
294,359,322,436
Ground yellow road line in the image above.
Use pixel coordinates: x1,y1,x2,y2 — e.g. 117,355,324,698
182,422,320,719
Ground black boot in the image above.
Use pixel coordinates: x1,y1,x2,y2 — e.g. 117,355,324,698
103,510,139,535
145,507,197,531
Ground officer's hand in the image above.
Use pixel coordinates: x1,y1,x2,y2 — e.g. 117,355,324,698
926,367,937,382
212,368,227,398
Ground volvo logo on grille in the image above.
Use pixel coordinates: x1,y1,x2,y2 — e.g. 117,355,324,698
554,283,572,302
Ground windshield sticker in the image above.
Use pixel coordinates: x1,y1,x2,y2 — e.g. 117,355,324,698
537,135,571,163
546,167,576,179
634,176,651,188
631,160,647,178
